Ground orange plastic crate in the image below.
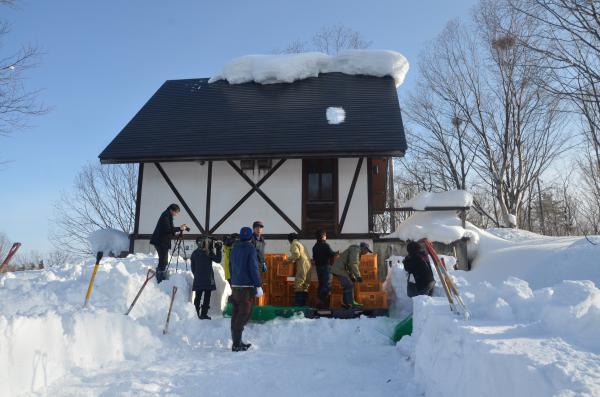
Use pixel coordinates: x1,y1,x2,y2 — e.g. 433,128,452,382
255,294,268,306
356,291,388,309
359,254,378,274
276,261,294,277
330,293,344,308
270,295,287,307
356,281,381,293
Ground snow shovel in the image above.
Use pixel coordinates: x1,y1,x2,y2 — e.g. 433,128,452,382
83,251,104,307
163,286,178,335
392,313,413,342
0,242,21,273
125,268,156,315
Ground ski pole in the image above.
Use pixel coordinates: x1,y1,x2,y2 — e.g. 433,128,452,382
163,286,178,335
125,268,156,315
84,251,104,307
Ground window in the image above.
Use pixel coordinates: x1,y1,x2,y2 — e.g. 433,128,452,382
303,159,338,235
257,159,272,171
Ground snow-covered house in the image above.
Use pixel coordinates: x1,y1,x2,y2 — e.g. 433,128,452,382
98,51,409,254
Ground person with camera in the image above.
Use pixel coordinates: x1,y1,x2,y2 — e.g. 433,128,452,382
330,242,372,309
251,221,267,273
191,236,223,320
150,204,188,283
222,233,239,285
229,226,263,352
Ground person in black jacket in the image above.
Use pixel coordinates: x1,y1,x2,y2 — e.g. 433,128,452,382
312,229,337,309
251,220,267,273
403,241,436,297
150,204,188,283
191,236,223,320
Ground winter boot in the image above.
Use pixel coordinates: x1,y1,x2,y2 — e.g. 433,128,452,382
351,300,364,309
200,307,211,320
232,344,249,352
241,341,252,349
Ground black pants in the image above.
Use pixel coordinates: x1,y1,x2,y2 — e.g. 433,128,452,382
156,245,169,272
230,287,255,346
194,289,212,316
316,265,331,303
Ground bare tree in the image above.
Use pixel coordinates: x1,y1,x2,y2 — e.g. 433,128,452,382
312,25,371,55
281,25,371,55
405,1,568,228
0,1,46,140
0,231,10,260
45,249,74,268
50,163,137,256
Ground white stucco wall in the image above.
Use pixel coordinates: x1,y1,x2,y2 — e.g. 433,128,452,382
138,158,369,236
338,158,369,233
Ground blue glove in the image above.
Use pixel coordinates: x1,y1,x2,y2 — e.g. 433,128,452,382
261,263,267,273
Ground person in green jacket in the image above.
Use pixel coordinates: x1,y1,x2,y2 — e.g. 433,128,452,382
222,233,239,284
331,242,372,309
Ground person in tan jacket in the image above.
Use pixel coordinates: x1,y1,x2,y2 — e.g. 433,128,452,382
331,242,372,309
287,233,311,306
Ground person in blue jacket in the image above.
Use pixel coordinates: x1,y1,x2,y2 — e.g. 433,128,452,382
229,226,263,352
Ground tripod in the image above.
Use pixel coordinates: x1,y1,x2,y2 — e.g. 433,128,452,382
167,231,190,272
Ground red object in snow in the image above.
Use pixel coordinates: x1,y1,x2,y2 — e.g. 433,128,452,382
0,242,22,273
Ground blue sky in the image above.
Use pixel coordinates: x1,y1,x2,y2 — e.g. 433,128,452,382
0,0,477,253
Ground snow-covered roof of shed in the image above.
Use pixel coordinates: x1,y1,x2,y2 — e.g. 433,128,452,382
209,50,409,87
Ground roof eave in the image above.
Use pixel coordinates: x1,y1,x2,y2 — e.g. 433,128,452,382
99,150,407,164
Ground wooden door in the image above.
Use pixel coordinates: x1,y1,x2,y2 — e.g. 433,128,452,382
302,159,338,236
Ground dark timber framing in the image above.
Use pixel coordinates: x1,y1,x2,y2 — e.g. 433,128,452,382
205,161,213,232
208,159,287,234
154,162,205,234
367,158,374,233
338,157,363,234
227,160,302,233
130,163,145,253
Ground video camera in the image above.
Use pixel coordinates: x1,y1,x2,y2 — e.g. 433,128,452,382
196,234,223,251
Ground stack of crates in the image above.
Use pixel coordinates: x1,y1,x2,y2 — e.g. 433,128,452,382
255,254,293,307
330,254,388,309
355,254,388,309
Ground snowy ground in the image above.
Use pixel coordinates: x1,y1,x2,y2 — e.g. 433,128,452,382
0,255,420,397
2,227,599,396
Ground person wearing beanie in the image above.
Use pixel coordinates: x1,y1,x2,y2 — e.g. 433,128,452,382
287,233,311,306
403,241,435,297
251,220,267,273
229,226,263,352
331,242,372,309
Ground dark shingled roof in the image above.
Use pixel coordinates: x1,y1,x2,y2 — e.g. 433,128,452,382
99,72,407,163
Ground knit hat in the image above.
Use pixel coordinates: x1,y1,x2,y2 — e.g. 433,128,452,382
240,227,253,241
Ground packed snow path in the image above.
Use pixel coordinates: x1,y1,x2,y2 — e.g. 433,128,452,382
46,317,418,396
0,255,420,396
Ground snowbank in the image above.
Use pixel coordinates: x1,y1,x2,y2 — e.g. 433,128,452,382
210,49,409,87
410,278,600,397
390,227,600,396
0,254,231,396
400,190,473,210
88,228,129,256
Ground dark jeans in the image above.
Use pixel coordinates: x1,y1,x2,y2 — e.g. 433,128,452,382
156,245,169,271
155,245,169,282
316,265,331,303
230,287,256,346
336,275,355,305
194,289,212,315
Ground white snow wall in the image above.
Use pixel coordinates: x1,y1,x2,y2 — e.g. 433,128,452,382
137,159,369,237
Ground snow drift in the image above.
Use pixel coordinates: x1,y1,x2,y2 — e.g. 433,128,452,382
388,227,600,397
209,50,409,87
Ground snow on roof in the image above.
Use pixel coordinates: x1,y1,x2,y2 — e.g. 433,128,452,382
326,107,345,124
209,50,409,87
382,211,478,244
401,190,473,210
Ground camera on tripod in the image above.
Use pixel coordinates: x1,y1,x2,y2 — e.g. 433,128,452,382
196,234,223,251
